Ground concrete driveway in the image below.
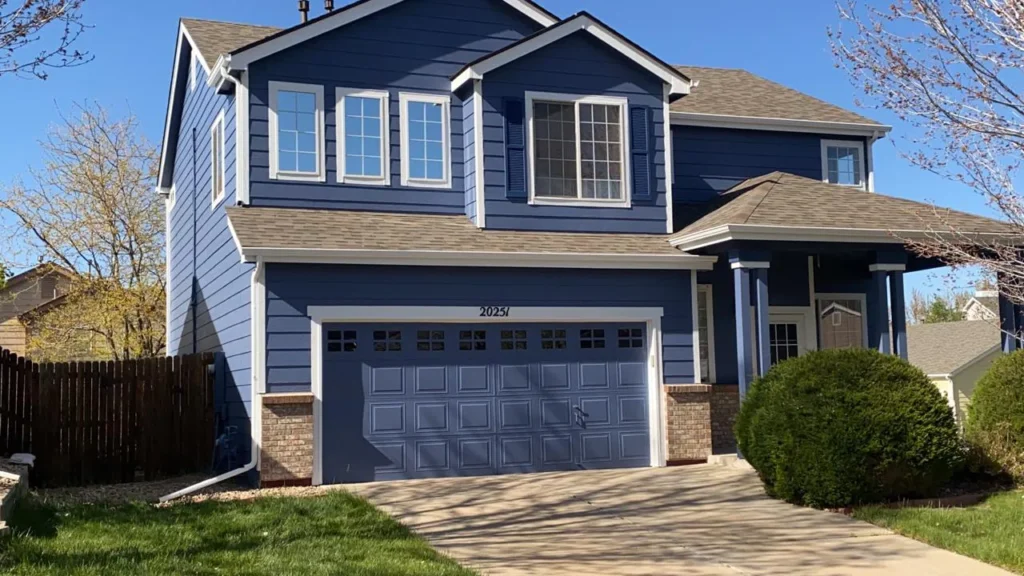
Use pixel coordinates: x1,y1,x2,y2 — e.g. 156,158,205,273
347,465,1012,576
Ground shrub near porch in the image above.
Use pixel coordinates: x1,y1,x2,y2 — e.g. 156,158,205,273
736,348,962,509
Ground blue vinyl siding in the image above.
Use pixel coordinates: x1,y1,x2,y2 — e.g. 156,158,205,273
246,0,540,213
265,265,696,393
463,90,478,223
166,45,254,459
481,33,668,233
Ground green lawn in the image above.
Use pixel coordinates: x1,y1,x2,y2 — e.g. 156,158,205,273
0,491,476,576
854,490,1024,574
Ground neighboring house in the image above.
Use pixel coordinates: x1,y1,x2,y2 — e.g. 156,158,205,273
908,320,1000,426
963,289,999,321
0,264,73,356
158,0,1019,487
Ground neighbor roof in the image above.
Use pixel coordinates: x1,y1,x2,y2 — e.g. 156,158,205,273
181,18,281,70
673,66,886,129
907,320,1000,376
670,172,1015,249
226,207,715,269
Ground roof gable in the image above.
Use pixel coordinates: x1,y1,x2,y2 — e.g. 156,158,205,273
451,12,690,96
907,320,1000,376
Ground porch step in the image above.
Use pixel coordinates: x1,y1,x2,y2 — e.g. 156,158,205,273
707,454,754,471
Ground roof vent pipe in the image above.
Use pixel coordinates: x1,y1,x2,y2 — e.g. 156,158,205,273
325,0,334,11
298,0,309,23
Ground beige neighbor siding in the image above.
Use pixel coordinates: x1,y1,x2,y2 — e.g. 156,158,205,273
930,348,1000,429
0,317,27,355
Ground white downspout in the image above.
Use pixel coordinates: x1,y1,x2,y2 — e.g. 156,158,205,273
160,257,264,502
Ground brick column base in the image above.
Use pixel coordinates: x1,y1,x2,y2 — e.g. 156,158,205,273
664,384,740,464
260,393,314,487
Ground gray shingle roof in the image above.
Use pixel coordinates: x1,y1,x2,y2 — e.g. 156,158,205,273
181,18,281,69
672,172,1014,239
907,320,1000,376
673,66,884,126
227,207,696,257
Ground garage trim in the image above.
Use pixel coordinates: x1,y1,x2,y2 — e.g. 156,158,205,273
308,306,667,485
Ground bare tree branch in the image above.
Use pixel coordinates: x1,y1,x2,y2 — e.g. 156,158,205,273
0,0,91,80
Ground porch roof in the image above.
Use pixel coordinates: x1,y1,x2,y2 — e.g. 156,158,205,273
669,172,1016,251
225,206,716,269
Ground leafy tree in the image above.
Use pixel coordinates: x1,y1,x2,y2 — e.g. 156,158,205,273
1,0,90,79
908,288,969,324
0,104,164,360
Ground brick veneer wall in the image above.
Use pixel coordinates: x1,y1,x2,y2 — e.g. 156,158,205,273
260,393,314,486
664,384,740,463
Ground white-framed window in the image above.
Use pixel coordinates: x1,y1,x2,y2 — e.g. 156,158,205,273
815,293,868,349
189,54,197,92
399,92,451,188
336,88,389,185
210,111,226,208
268,81,326,182
697,285,716,383
526,91,631,208
821,139,865,188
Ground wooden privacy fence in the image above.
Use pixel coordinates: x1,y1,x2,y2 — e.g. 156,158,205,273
0,347,218,487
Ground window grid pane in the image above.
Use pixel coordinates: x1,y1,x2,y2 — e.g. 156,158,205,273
768,323,799,366
373,330,402,352
579,104,623,200
500,329,527,351
416,330,445,352
580,328,606,349
278,90,318,174
617,327,644,348
407,100,445,181
459,330,487,351
344,96,383,178
533,101,578,198
541,329,567,350
826,145,862,186
697,290,711,380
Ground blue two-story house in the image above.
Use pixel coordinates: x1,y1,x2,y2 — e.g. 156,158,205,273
159,0,1015,488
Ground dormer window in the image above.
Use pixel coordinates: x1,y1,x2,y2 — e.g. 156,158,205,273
526,93,630,207
268,81,326,182
821,139,865,188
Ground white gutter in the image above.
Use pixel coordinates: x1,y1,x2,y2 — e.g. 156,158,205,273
670,111,892,138
160,258,265,503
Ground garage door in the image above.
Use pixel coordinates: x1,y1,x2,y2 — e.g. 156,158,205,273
321,322,650,483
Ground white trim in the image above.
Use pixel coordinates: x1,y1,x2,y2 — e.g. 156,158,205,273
868,263,906,272
268,81,327,183
697,284,717,384
180,24,212,77
399,92,452,189
307,305,667,485
671,111,891,138
210,110,227,209
158,23,213,192
821,139,867,190
663,84,674,233
669,223,1013,251
230,0,557,70
525,91,632,208
815,293,869,348
691,272,701,384
236,71,250,204
252,259,267,395
866,135,876,192
807,256,818,350
164,185,174,354
451,14,690,96
235,246,717,270
335,88,391,186
730,261,770,270
189,53,197,92
976,290,999,298
768,308,815,356
473,80,487,228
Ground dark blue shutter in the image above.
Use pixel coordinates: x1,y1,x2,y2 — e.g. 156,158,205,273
505,98,527,199
630,106,655,202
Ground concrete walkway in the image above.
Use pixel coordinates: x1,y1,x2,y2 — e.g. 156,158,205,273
347,465,1013,576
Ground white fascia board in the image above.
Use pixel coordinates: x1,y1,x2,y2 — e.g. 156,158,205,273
229,0,556,70
671,111,892,138
239,247,717,270
452,15,690,95
670,223,1013,251
948,344,1001,378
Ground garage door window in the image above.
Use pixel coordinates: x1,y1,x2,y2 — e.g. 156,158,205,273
501,330,528,350
617,328,643,348
327,330,357,353
373,330,402,352
580,328,606,349
459,330,487,351
541,329,567,350
416,330,445,352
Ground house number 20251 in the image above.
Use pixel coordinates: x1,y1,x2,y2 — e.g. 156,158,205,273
479,306,510,318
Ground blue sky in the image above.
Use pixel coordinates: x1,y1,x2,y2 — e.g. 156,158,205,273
0,0,993,297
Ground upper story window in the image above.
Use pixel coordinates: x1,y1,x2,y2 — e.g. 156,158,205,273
399,92,451,189
269,81,326,183
210,111,226,208
527,92,630,207
336,88,389,185
821,139,865,189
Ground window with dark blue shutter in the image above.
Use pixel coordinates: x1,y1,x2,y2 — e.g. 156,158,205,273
630,106,654,202
504,99,527,199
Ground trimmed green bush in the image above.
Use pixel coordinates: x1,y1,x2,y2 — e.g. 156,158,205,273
966,350,1024,482
735,348,962,508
